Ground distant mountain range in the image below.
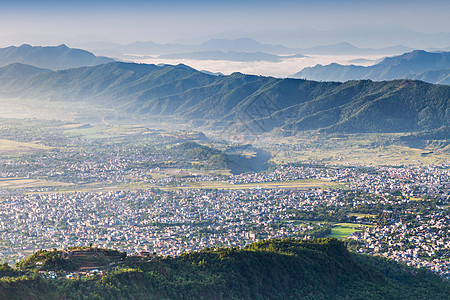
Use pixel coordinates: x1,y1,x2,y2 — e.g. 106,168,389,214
85,38,417,58
173,27,450,51
0,44,115,70
296,42,413,55
88,38,297,56
159,51,305,62
290,50,450,84
0,61,448,135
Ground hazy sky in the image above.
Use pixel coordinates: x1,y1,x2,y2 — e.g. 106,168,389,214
0,0,449,47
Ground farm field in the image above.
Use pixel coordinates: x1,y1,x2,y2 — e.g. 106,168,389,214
53,178,345,193
0,178,72,189
181,178,345,190
0,139,52,154
266,133,450,166
116,178,346,191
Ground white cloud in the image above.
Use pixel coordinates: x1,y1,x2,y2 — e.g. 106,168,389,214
131,54,384,78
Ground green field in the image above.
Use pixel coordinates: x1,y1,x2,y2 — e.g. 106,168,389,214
326,223,368,239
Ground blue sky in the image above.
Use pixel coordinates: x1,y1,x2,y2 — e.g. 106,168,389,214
0,0,449,47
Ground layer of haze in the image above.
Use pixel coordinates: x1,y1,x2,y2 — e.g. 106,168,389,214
134,54,385,78
0,0,449,48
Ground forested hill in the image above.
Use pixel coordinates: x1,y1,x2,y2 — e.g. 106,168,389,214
0,61,448,134
0,238,449,299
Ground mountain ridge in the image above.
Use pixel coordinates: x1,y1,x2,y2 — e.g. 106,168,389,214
86,38,418,58
0,61,448,135
0,44,115,71
297,42,413,55
0,63,51,83
290,50,450,84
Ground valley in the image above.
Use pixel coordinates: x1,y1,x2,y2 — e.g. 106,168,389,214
0,10,448,297
0,118,447,282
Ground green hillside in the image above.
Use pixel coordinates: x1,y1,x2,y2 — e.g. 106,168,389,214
0,61,448,135
0,239,448,299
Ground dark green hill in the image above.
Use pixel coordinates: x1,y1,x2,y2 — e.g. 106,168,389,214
0,239,448,299
169,142,271,173
16,247,126,273
0,61,448,135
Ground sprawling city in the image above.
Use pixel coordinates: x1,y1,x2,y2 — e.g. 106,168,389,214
0,119,448,283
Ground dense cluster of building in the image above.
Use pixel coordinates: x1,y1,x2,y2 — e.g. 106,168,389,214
0,188,337,261
0,147,173,185
226,164,450,198
351,211,450,279
0,160,448,278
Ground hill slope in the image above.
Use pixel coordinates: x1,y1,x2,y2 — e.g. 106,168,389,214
290,50,450,84
407,69,450,85
0,63,51,84
0,239,449,299
0,61,448,135
0,44,115,70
